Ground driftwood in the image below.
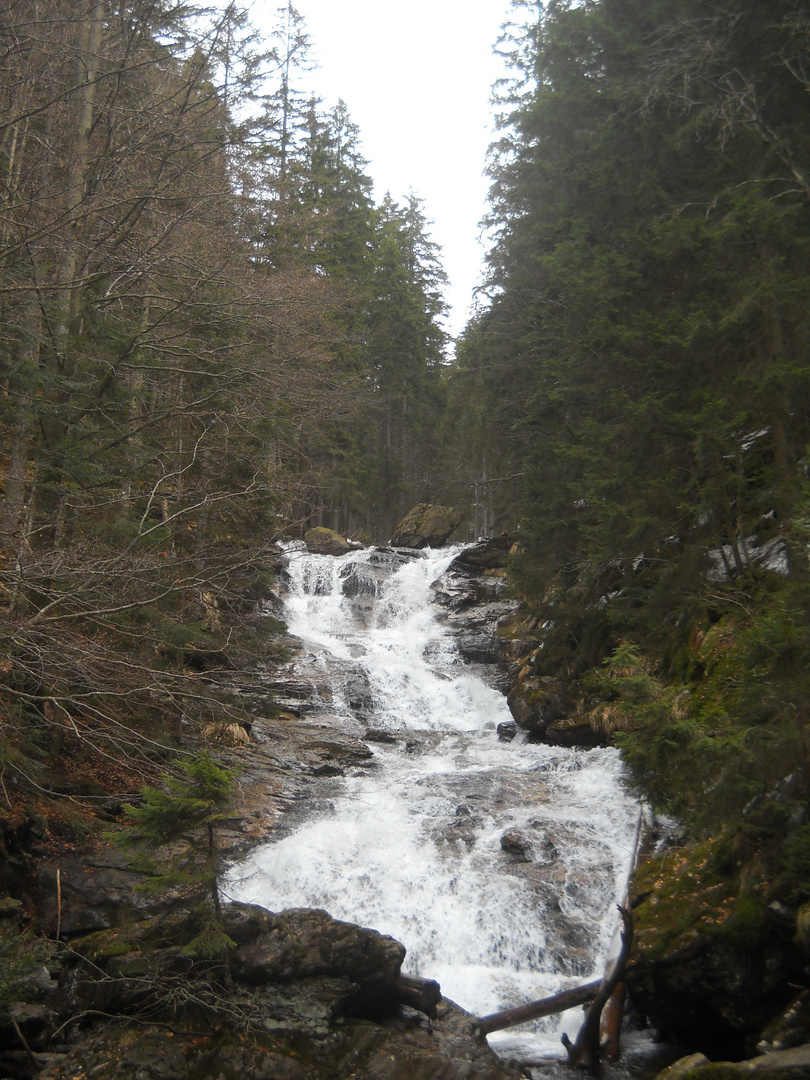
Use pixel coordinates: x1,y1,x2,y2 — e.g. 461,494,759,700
598,980,626,1063
392,973,442,1019
561,906,633,1071
473,979,601,1038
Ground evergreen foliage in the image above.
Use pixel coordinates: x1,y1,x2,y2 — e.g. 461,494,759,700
445,0,810,879
117,753,236,958
0,0,450,820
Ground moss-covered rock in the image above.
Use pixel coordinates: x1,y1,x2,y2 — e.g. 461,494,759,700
389,504,463,548
303,527,354,556
223,903,405,990
506,676,574,736
627,843,803,1050
654,1044,810,1078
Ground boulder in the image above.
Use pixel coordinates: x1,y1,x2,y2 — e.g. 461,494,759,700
448,534,513,571
543,716,606,748
35,852,152,937
32,997,522,1080
500,828,533,863
653,1044,810,1078
506,676,574,736
627,846,805,1054
390,504,463,548
224,903,405,990
304,527,354,556
497,720,518,742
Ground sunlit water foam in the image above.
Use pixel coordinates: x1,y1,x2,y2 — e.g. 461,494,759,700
224,544,641,1060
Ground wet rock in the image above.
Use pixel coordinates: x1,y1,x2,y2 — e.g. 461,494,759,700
506,676,574,736
304,527,355,556
455,630,503,665
345,670,373,711
497,720,518,742
432,567,512,612
447,535,513,571
543,716,606,748
225,904,406,990
500,828,533,862
390,504,463,548
757,991,810,1054
365,728,401,744
310,762,344,777
339,549,407,598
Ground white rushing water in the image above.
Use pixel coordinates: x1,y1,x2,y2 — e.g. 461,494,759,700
224,543,642,1061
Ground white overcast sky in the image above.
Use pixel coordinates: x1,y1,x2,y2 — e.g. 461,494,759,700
247,1,515,340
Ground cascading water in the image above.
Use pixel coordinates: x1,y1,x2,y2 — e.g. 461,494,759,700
224,543,642,1063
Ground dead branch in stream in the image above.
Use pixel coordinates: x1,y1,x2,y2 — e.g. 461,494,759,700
473,979,601,1038
562,905,634,1071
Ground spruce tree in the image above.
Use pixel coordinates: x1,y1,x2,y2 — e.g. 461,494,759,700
118,753,236,959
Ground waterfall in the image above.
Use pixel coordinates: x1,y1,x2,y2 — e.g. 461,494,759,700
224,543,642,1061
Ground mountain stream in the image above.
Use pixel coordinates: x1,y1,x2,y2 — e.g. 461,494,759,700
224,543,643,1064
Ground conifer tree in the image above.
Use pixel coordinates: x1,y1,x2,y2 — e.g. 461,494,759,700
119,754,236,958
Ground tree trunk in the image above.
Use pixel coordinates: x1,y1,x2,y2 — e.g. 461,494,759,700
474,979,601,1037
52,0,104,354
561,907,633,1071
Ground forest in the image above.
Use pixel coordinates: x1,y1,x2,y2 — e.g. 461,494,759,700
1,0,810,1073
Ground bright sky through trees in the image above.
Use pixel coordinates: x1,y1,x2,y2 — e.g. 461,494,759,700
251,0,513,338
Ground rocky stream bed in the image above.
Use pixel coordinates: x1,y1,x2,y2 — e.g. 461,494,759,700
3,529,810,1080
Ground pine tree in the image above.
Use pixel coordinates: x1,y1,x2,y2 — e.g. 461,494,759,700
118,754,236,959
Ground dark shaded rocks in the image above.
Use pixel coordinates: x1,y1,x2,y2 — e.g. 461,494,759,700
337,549,411,626
431,556,519,685
448,535,513,571
304,526,355,556
27,903,521,1080
653,1044,810,1078
34,849,152,937
390,504,463,548
55,905,408,1035
497,720,518,742
543,717,606,748
758,991,810,1054
33,998,522,1080
627,850,806,1059
500,828,533,863
506,676,574,736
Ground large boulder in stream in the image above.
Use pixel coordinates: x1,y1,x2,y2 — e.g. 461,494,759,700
304,526,355,555
506,675,576,736
390,503,463,548
448,534,513,571
224,903,405,988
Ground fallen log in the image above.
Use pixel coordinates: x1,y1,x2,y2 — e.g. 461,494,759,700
473,979,601,1038
598,980,626,1063
392,973,442,1019
562,906,633,1071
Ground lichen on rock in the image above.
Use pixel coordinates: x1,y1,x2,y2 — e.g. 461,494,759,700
389,504,463,548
